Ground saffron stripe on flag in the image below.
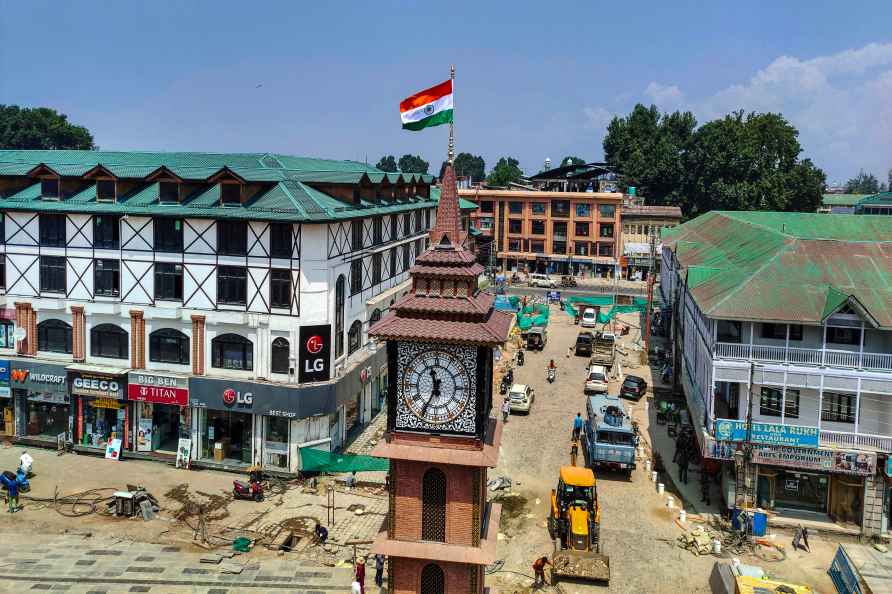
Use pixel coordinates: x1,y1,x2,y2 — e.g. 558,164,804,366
399,80,453,113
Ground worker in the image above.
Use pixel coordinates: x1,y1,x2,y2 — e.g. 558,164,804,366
572,413,584,441
532,556,551,586
0,472,18,513
548,359,556,370
314,522,329,545
570,440,579,467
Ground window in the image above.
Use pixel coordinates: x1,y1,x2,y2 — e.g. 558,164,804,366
389,248,397,278
154,219,183,252
414,210,423,232
390,215,399,240
269,223,292,258
38,319,72,354
599,223,614,238
827,326,861,345
373,217,383,244
348,320,363,355
370,309,382,325
372,253,382,284
270,269,291,308
575,222,590,236
350,260,363,295
789,325,803,340
403,213,412,237
217,221,247,256
822,392,855,423
531,202,546,215
599,204,616,218
552,221,567,238
508,239,522,252
93,215,120,249
761,323,803,341
271,337,290,374
553,241,567,254
220,183,241,205
402,244,410,271
149,329,189,365
0,320,12,348
716,320,742,343
154,263,183,300
39,214,66,247
159,182,179,203
96,180,116,202
551,200,570,217
94,259,120,297
41,178,60,199
0,213,4,243
39,256,66,293
352,220,363,250
574,242,589,256
597,243,613,257
335,275,345,358
508,219,523,234
421,468,446,542
575,203,591,217
480,201,494,213
531,220,546,235
759,387,799,418
420,564,445,594
217,266,247,305
477,217,493,231
212,334,253,370
508,201,523,214
90,324,128,359
530,240,545,253
425,209,431,229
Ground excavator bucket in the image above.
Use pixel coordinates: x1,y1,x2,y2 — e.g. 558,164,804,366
551,549,610,584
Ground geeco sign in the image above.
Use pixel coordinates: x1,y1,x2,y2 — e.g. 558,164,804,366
70,372,124,400
299,324,331,383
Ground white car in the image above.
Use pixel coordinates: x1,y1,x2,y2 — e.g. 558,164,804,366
581,308,598,328
528,273,556,288
508,383,535,413
584,364,609,394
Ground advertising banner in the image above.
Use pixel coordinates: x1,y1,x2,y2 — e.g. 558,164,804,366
70,371,124,400
299,324,331,383
189,376,332,418
751,444,876,476
0,359,9,398
137,418,153,452
128,372,188,406
11,361,68,403
714,418,819,448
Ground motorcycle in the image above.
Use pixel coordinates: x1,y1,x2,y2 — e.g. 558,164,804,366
515,351,525,367
547,367,556,383
499,377,510,395
233,467,264,502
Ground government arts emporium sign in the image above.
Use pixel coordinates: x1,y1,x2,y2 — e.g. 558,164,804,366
714,419,819,448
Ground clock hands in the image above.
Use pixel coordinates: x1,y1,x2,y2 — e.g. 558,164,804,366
422,368,441,417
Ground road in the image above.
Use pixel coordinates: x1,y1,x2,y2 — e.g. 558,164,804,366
495,284,648,298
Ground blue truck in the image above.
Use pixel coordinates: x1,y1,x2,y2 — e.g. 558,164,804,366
583,394,638,477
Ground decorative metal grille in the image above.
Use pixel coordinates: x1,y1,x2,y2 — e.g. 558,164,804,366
422,468,447,542
420,563,445,594
472,469,481,546
470,565,480,593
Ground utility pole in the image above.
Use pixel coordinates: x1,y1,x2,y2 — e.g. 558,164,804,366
734,361,756,538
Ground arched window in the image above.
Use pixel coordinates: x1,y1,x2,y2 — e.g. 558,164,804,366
422,468,446,542
149,329,189,365
271,337,290,374
212,333,253,370
420,563,445,594
335,275,345,358
348,320,362,355
90,324,128,359
38,319,72,354
370,308,382,325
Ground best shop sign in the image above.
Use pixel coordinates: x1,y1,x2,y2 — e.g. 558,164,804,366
128,372,189,406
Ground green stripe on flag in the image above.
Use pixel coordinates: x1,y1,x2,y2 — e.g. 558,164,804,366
402,108,454,131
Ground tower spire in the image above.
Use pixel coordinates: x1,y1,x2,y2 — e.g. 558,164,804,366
430,161,463,248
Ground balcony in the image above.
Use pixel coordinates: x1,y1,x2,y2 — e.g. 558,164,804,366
714,342,892,372
820,429,892,452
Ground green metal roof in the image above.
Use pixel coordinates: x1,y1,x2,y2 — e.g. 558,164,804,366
431,187,477,211
662,211,892,328
857,191,892,206
821,194,868,207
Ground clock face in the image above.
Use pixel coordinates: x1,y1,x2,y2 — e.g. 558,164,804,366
401,350,471,424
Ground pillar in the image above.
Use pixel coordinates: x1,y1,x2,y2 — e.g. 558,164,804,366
71,305,86,362
129,310,145,369
14,302,35,356
191,315,206,376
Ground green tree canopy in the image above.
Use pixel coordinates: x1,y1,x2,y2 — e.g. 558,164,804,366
486,157,523,187
397,154,429,174
560,156,586,167
439,153,486,182
0,105,95,150
845,170,881,194
375,155,397,172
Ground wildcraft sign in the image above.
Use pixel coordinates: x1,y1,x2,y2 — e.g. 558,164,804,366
714,418,819,448
751,444,876,476
70,371,124,400
10,361,68,400
128,372,188,406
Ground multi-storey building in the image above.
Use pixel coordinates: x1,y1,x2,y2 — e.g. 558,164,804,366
620,204,682,279
662,211,892,536
0,150,440,473
461,189,623,277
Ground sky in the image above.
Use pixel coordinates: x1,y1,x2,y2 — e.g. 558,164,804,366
2,1,891,185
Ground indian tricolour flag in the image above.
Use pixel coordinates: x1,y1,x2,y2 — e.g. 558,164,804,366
400,79,454,131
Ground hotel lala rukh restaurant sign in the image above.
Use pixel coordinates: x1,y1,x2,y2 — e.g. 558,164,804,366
127,372,188,406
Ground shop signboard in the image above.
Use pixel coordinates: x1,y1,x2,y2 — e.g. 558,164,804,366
0,359,9,398
298,324,331,383
10,361,68,403
127,372,189,406
751,444,876,476
70,371,124,400
886,457,892,479
189,376,333,419
714,418,819,448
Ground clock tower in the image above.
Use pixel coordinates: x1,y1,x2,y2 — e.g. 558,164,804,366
369,163,513,594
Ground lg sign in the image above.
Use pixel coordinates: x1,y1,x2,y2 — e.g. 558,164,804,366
306,335,323,355
223,388,253,407
299,325,331,383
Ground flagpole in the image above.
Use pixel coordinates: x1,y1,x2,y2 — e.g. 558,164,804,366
448,64,455,164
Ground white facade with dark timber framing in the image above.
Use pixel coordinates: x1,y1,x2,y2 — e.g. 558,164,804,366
0,150,440,473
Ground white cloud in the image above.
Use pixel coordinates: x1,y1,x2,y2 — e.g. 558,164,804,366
644,82,685,111
583,106,614,129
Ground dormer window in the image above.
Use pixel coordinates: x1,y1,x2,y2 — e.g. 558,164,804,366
352,187,361,205
159,182,179,204
41,178,60,199
221,183,241,206
96,180,116,202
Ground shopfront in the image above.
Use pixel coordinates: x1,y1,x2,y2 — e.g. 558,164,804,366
128,371,189,455
11,361,70,443
0,360,11,437
69,366,128,451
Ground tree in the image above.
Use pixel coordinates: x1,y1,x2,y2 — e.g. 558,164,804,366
397,154,429,174
486,157,523,187
0,105,94,150
560,156,586,167
438,153,486,182
844,170,881,194
375,155,397,172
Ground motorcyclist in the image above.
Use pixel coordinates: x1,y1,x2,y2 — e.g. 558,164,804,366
19,451,33,477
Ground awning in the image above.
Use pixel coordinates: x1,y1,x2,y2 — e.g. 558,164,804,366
66,363,130,376
366,278,411,308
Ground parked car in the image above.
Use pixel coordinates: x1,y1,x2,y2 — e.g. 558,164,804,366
529,273,557,288
526,327,547,350
560,275,577,288
619,375,648,401
508,383,535,413
581,307,598,328
584,364,610,394
575,331,594,356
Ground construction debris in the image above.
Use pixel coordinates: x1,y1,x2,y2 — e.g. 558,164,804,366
677,525,715,556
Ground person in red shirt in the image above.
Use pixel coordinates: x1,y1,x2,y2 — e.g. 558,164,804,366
354,557,366,594
532,556,551,586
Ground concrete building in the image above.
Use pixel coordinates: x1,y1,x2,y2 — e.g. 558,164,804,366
620,204,682,280
661,211,892,536
0,150,440,473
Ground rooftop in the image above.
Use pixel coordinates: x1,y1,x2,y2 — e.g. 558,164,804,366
821,193,869,207
622,205,683,218
661,211,892,328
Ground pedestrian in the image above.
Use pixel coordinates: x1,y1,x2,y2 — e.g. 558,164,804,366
313,521,328,545
354,556,366,594
678,451,689,484
374,553,385,587
532,556,551,586
345,471,357,490
566,345,573,358
501,398,511,423
570,440,579,467
5,474,18,514
792,525,810,553
572,413,584,441
672,429,686,464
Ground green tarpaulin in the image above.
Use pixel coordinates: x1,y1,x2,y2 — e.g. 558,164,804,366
300,448,389,473
565,296,647,323
516,303,549,331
